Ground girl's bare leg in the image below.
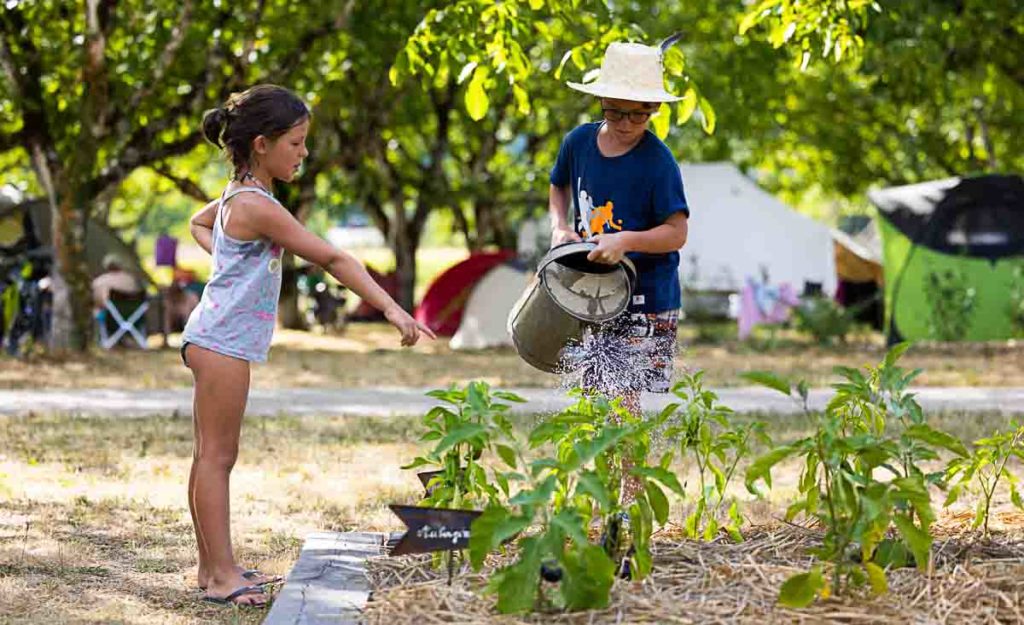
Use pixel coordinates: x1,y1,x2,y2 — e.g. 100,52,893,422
186,344,265,605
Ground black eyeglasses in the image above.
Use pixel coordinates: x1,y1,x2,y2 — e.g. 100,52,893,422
602,107,657,124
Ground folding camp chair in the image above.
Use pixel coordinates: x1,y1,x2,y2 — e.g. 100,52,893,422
98,289,150,349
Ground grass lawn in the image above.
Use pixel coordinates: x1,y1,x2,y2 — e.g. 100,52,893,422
1,409,1021,623
2,322,1024,391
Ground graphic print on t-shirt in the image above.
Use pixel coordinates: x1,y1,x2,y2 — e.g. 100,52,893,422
576,177,623,238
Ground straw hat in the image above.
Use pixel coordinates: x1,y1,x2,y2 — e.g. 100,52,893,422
566,41,682,103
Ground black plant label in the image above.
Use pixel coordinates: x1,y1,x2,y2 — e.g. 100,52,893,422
388,504,482,556
417,469,467,496
416,470,444,495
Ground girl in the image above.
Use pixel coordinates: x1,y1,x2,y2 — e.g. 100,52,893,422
181,84,435,607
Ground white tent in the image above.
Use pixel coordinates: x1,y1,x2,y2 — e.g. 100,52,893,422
678,163,837,294
450,264,530,350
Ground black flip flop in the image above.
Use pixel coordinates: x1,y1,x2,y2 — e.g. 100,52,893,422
201,584,267,607
243,569,283,585
198,569,283,591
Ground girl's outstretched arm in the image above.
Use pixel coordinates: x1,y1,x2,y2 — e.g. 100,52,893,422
189,199,219,254
248,198,436,346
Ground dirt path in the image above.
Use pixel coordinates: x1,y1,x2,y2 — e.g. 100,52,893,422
4,385,1024,417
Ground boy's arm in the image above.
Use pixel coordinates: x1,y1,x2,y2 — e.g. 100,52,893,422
189,199,218,255
587,213,688,264
549,183,581,246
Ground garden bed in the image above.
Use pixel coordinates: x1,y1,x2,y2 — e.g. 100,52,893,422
365,519,1024,624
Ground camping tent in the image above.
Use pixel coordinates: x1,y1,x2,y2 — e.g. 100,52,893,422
869,174,1024,342
0,196,152,285
449,263,529,349
415,251,516,337
678,163,837,295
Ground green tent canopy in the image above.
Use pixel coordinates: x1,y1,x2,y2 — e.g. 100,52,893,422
0,197,152,287
870,175,1024,342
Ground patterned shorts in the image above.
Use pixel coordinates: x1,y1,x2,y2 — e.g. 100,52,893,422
561,309,680,395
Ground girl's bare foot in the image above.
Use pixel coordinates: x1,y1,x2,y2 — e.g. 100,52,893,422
198,565,279,590
201,570,269,606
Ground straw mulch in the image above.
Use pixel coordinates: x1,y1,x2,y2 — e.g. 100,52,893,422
364,515,1024,624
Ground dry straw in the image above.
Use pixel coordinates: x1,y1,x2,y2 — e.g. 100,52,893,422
365,517,1024,624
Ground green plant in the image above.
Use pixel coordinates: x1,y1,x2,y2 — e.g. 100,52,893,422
744,344,967,607
402,382,525,509
792,295,870,345
469,392,683,614
666,371,769,541
1007,265,1024,338
924,267,976,341
944,421,1024,536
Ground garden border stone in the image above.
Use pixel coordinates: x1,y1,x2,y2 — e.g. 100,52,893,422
262,531,387,625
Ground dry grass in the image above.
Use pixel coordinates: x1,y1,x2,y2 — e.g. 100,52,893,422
365,520,1024,624
0,409,1021,623
3,324,1024,391
0,411,425,624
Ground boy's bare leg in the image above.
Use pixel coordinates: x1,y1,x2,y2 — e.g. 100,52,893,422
618,391,643,505
187,344,266,605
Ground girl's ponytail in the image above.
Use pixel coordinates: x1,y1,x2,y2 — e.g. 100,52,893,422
204,85,309,178
202,107,228,148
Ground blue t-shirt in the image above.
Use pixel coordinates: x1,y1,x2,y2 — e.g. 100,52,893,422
549,122,689,314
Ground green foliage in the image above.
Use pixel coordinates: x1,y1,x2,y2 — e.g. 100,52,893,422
666,372,769,542
740,0,880,69
944,422,1024,537
468,392,677,613
745,343,963,606
392,0,713,136
924,268,977,341
792,295,869,345
402,382,526,509
1007,266,1024,338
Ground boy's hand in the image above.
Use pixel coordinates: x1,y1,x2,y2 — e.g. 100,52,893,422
587,232,629,264
551,226,582,247
385,305,437,346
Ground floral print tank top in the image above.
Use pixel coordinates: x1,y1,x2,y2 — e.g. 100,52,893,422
181,186,284,362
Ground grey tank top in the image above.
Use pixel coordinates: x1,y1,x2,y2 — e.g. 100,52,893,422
181,186,284,362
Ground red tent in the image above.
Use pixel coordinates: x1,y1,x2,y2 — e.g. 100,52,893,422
414,250,516,336
349,266,399,321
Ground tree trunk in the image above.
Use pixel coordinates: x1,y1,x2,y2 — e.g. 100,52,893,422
393,226,417,312
50,185,95,352
278,251,307,330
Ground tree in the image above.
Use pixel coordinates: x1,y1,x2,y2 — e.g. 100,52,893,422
0,0,355,351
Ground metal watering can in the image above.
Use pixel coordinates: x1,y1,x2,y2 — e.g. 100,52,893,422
507,241,636,372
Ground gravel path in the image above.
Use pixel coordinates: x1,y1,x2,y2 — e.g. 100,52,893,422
1,386,1022,418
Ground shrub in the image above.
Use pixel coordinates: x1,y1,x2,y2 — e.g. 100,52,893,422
744,344,967,606
944,421,1024,536
924,268,976,341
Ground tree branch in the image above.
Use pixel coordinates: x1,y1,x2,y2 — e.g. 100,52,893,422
0,129,22,154
87,131,206,199
0,5,59,175
151,164,210,202
411,79,457,236
264,0,357,84
127,0,194,112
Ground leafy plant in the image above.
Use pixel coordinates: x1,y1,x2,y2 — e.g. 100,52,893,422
666,371,769,541
469,392,683,613
402,382,525,510
944,421,1024,536
924,267,976,341
792,295,871,345
1007,265,1024,338
744,344,967,607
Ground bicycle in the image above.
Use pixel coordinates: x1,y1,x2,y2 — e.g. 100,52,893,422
0,247,53,357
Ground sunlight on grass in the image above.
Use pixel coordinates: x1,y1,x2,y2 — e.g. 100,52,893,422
0,412,423,624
